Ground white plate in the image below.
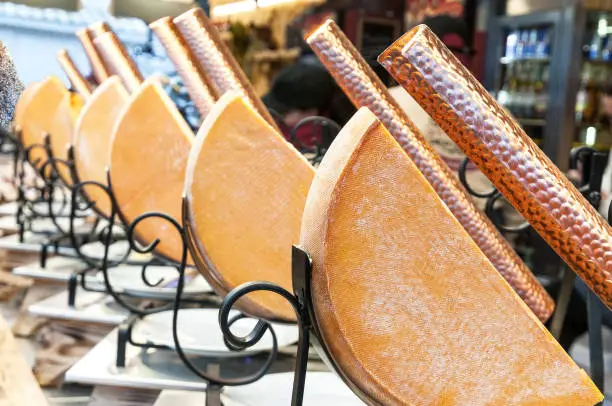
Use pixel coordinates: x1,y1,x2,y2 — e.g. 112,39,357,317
66,329,210,391
80,240,152,263
0,232,75,253
13,257,89,281
154,373,364,406
27,289,129,325
130,309,298,357
223,372,364,406
89,266,213,299
0,201,77,216
0,215,86,233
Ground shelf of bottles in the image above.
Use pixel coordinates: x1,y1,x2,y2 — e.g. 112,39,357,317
575,12,612,152
496,26,552,147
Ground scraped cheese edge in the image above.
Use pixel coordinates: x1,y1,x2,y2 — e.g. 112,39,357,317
13,82,40,131
49,92,85,185
109,78,194,264
184,91,314,322
299,107,602,406
74,76,129,218
21,77,67,168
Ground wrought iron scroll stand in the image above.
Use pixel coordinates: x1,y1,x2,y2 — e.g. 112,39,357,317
459,146,608,393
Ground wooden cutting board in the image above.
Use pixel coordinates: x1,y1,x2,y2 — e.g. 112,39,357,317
48,92,85,185
109,78,193,264
300,107,602,405
184,91,314,322
0,314,49,406
73,76,129,218
20,77,67,168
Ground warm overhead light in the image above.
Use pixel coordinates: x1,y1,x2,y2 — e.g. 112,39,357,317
257,0,295,7
211,0,257,17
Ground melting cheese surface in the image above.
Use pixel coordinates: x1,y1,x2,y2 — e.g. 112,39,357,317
299,107,602,406
110,79,193,264
184,91,314,322
74,77,129,218
49,92,85,185
21,77,67,168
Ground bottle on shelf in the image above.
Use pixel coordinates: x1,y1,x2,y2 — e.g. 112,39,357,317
525,29,538,58
505,30,519,59
535,28,551,59
516,30,529,59
576,63,597,125
589,30,603,60
533,64,549,119
602,34,612,60
498,65,513,112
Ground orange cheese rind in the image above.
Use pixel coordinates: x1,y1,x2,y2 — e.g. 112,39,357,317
300,107,603,406
73,76,129,217
109,77,194,264
184,91,314,322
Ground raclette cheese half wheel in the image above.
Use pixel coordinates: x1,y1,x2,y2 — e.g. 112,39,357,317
49,92,85,185
74,77,129,218
21,77,67,168
299,107,602,405
13,82,40,131
109,78,193,264
184,91,314,322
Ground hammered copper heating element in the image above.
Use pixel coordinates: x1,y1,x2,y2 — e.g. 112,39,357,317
380,25,612,309
93,31,144,93
173,8,279,130
76,28,110,84
57,49,92,99
150,17,218,117
306,20,554,321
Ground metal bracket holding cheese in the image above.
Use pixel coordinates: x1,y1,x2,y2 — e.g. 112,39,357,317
20,77,68,169
300,106,603,405
183,91,314,323
73,76,129,218
306,20,554,322
379,25,612,311
108,78,194,264
173,8,279,131
48,92,85,186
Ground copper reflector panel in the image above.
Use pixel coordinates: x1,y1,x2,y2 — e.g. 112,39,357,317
306,20,553,322
74,77,129,218
76,28,110,85
57,49,92,99
109,79,194,264
183,91,314,322
379,25,612,308
300,107,602,405
173,8,279,130
150,17,218,117
93,31,143,93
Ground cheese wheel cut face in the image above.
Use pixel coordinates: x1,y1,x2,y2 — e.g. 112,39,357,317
110,79,193,264
49,92,85,185
21,77,67,168
74,77,129,218
13,82,40,132
184,91,314,322
299,107,603,406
